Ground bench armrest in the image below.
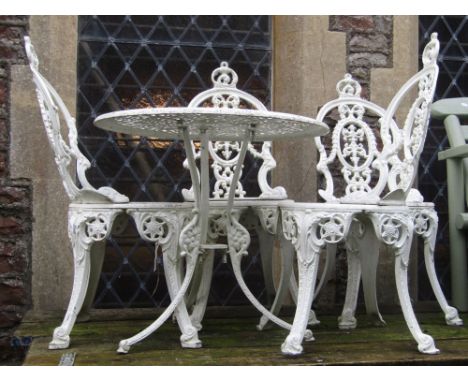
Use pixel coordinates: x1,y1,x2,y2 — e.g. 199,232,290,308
438,145,468,160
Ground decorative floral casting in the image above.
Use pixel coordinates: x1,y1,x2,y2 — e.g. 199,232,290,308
211,61,238,88
85,216,108,241
318,215,346,244
141,216,169,241
414,212,430,235
336,73,362,97
181,61,285,201
25,37,129,204
379,216,403,245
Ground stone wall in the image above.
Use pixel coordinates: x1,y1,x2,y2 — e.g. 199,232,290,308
0,16,32,364
329,16,393,99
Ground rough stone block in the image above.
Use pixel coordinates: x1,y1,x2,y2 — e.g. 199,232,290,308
0,215,24,235
373,16,393,35
0,307,22,328
0,278,27,306
0,119,7,146
0,78,7,105
349,34,391,54
331,16,375,32
0,186,29,207
349,52,389,69
0,150,7,177
0,244,27,274
0,16,28,26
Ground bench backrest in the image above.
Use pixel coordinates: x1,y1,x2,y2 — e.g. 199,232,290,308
25,36,129,203
182,62,287,201
314,33,440,205
384,33,440,202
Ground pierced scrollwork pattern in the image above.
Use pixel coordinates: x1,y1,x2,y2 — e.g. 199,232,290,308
226,213,251,258
336,73,362,97
207,213,228,240
318,215,347,244
281,211,299,246
211,61,239,88
182,61,286,201
414,211,432,236
25,37,129,204
254,206,279,235
379,216,404,246
85,216,109,241
385,33,440,195
68,209,120,264
315,73,388,204
179,214,201,257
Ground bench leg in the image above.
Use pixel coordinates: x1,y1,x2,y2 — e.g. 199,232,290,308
414,209,463,326
49,209,119,349
372,213,439,355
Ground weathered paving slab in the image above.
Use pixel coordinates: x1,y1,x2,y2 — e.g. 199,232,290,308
15,313,468,365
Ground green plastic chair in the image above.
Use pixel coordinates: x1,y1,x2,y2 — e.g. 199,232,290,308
435,97,468,312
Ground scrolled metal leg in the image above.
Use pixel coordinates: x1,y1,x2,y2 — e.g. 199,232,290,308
280,211,326,355
414,209,463,326
254,206,281,306
358,220,385,327
163,254,202,349
117,249,199,354
189,250,215,331
338,240,361,330
49,209,119,349
227,213,311,338
257,235,295,331
281,210,353,355
256,227,276,306
372,212,439,355
119,210,201,352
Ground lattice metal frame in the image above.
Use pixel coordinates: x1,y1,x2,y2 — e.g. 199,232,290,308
418,16,468,301
77,15,272,308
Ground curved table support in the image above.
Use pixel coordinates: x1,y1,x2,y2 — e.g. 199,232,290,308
117,214,201,353
227,213,313,337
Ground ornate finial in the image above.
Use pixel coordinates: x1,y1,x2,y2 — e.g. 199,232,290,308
24,36,39,70
211,61,238,88
422,32,439,67
336,73,362,98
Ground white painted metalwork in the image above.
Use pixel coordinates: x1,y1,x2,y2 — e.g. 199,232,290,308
272,33,457,356
24,37,208,351
95,62,326,353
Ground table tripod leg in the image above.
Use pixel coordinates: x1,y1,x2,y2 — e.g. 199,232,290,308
227,215,313,338
257,235,295,330
117,251,199,354
163,255,202,348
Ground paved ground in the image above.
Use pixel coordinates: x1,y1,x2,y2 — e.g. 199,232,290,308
14,311,468,366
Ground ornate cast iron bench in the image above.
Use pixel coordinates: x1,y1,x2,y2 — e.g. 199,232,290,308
272,33,461,356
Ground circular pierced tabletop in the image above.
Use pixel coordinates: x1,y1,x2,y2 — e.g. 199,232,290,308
94,107,328,141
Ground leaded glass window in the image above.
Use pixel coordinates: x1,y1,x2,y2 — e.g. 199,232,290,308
77,15,272,308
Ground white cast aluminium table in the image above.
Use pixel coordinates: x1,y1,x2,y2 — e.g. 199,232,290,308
94,106,328,353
